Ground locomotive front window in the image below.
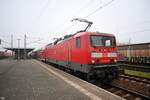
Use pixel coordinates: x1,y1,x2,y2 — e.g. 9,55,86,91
91,36,116,47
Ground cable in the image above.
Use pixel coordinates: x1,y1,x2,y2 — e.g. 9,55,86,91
26,36,42,40
59,0,94,33
0,40,10,48
27,41,48,46
36,0,51,20
27,38,43,45
71,0,93,18
123,29,150,34
61,23,78,33
85,0,115,18
1,39,10,45
61,0,115,33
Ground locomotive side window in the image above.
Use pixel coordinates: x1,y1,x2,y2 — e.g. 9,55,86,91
91,36,115,47
76,37,81,48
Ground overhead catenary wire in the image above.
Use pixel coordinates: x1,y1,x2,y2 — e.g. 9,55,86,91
61,0,115,33
1,39,11,45
26,37,44,45
0,35,13,50
28,0,116,47
71,0,94,18
26,36,46,46
0,39,11,49
61,23,78,33
84,0,115,18
122,29,150,34
27,41,48,46
59,0,94,33
34,0,51,21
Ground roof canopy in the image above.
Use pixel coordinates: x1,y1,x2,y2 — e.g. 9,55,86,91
5,48,34,59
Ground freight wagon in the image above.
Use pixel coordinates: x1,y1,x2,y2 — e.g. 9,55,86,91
118,43,150,64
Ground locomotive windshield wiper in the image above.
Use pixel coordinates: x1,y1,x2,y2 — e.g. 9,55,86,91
71,18,93,32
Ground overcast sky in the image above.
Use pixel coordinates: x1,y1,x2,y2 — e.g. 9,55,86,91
0,0,150,50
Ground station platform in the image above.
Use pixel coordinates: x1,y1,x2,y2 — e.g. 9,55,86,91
0,59,124,100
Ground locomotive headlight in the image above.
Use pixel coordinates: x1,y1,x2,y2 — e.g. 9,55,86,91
91,59,95,64
91,52,103,58
114,59,117,62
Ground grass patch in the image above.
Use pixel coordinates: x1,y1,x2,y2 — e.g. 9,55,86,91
124,69,150,79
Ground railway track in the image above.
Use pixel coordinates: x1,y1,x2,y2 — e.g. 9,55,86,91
120,74,150,84
66,73,150,99
68,70,150,99
111,75,150,99
118,62,150,67
91,78,150,100
99,83,148,100
63,69,150,100
45,62,150,100
118,63,150,72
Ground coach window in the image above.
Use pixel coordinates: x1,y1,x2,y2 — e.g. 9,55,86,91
76,37,81,48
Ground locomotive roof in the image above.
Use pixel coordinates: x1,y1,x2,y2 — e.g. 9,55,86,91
73,31,115,38
45,31,115,47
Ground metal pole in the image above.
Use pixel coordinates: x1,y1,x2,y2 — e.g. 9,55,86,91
17,39,21,60
11,34,13,58
24,34,26,59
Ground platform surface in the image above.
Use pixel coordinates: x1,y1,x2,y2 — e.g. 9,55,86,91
0,59,123,100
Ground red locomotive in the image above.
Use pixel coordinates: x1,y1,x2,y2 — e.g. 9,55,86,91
37,18,119,81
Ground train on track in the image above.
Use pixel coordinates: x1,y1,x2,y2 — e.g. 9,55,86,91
118,42,150,65
0,51,11,59
31,18,119,82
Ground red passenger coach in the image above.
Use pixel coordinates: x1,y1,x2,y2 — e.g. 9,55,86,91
43,31,119,81
37,49,46,61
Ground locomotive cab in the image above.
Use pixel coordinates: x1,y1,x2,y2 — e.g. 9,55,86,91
84,32,119,81
90,34,117,64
